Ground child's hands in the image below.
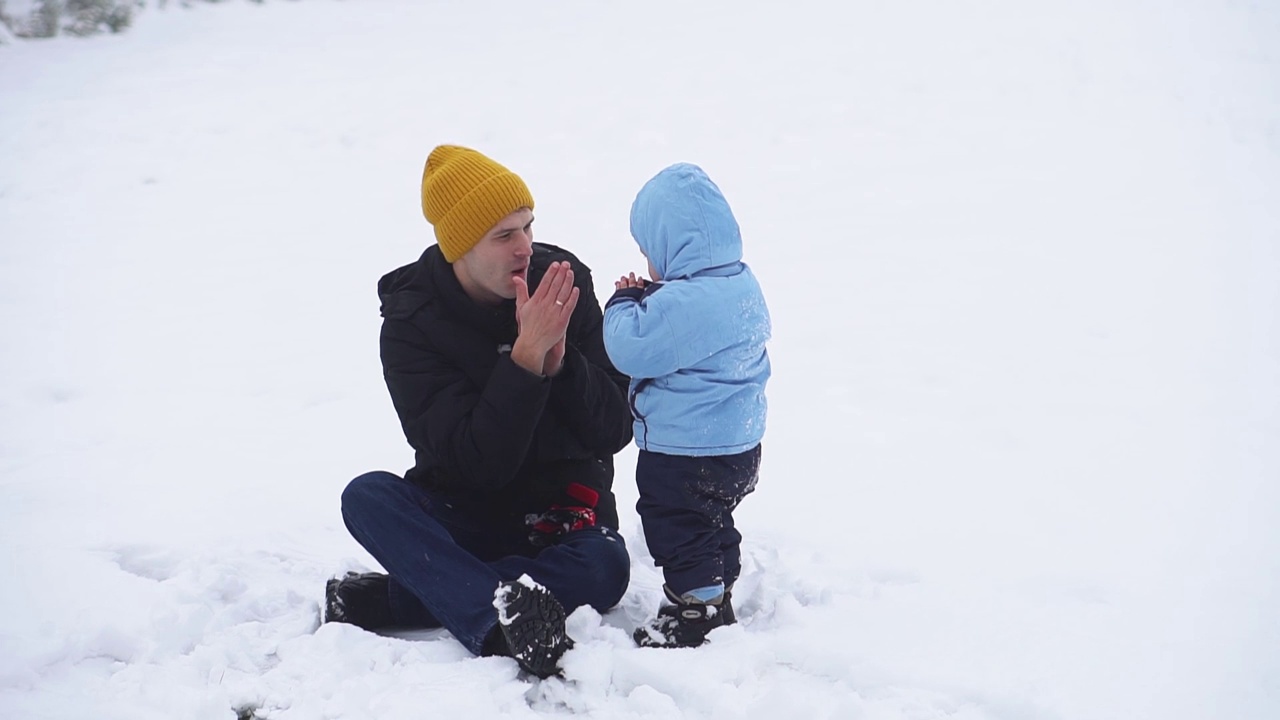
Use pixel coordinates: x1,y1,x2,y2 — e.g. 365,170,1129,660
614,272,648,291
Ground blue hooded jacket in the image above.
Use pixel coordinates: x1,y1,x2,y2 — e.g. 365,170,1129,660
603,163,771,456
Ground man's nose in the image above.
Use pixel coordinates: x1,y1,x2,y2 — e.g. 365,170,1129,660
514,231,533,256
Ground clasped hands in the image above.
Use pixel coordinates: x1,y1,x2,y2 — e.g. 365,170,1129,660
511,261,579,377
614,272,649,291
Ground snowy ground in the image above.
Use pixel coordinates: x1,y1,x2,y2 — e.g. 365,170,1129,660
1,1,1278,718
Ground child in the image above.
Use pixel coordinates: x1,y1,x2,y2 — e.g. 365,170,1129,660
603,163,771,648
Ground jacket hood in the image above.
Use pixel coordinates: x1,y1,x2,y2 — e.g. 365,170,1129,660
377,251,433,320
629,163,742,281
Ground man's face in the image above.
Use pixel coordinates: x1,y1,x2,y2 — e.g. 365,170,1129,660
453,208,535,305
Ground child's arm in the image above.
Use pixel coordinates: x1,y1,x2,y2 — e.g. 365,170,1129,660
602,280,684,380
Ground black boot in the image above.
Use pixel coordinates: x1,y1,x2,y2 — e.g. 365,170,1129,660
633,585,733,648
324,571,393,630
493,577,573,679
721,585,737,626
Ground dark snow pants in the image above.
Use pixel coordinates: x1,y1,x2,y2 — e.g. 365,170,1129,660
340,470,630,655
635,444,761,597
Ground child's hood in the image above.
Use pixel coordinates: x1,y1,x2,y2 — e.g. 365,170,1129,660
629,163,743,281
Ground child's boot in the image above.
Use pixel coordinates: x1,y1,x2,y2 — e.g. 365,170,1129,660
633,585,733,648
721,584,737,626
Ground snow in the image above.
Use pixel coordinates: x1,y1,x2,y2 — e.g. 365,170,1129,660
1,1,1278,718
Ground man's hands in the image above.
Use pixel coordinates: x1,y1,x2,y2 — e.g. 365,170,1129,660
614,272,649,291
544,335,567,378
512,261,579,377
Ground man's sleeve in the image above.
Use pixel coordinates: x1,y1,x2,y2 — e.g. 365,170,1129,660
547,269,635,454
380,318,550,492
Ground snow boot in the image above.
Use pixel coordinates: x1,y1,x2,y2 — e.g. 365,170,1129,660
324,571,392,630
633,585,734,648
721,585,737,626
492,576,573,678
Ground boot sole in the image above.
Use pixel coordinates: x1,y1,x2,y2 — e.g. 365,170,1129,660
495,579,571,678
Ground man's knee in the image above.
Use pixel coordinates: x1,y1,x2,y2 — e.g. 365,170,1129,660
341,471,404,523
567,528,631,611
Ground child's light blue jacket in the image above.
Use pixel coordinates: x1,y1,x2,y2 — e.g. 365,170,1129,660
603,163,771,456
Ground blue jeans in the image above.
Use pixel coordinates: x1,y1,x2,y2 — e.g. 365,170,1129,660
635,445,761,597
340,471,630,655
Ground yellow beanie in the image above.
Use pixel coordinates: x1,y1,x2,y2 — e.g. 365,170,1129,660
421,145,535,263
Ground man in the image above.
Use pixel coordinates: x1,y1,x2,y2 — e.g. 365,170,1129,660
327,145,633,679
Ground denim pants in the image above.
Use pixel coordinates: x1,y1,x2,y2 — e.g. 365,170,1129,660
340,471,630,655
635,445,761,597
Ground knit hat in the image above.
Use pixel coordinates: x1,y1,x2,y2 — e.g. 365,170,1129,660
421,145,535,263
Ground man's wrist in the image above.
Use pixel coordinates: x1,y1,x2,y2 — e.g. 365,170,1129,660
510,339,547,376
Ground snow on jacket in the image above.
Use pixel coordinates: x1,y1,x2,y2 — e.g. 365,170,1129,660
377,242,633,528
603,163,771,456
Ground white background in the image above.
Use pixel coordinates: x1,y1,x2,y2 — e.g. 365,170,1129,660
1,1,1277,718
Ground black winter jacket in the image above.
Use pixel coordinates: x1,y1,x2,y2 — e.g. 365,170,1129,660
376,243,633,529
